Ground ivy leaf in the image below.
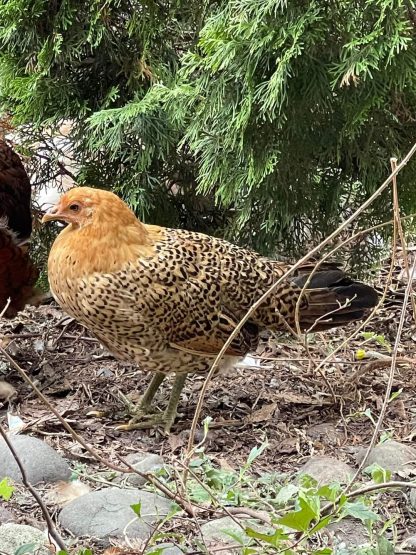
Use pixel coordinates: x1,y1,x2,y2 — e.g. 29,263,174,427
131,502,142,517
188,483,211,503
298,474,318,489
275,483,299,505
246,527,289,546
359,536,395,555
317,483,340,502
309,514,334,534
364,463,391,484
372,536,395,555
341,500,379,523
277,494,319,531
246,441,268,466
0,477,14,501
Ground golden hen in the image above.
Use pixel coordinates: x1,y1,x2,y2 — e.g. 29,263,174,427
43,187,378,432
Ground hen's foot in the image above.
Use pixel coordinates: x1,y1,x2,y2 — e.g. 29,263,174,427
115,410,176,435
116,373,187,435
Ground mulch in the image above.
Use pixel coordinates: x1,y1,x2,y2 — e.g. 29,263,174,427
1,249,416,548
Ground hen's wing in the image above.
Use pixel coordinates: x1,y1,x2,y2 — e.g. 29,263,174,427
0,140,32,241
160,230,377,336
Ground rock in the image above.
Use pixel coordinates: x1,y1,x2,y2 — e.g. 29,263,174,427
306,423,340,446
355,440,416,476
59,486,171,544
201,516,268,549
145,543,184,554
401,534,416,550
0,523,51,554
121,452,165,487
96,367,114,378
0,435,71,485
324,519,369,552
408,488,416,510
298,456,354,485
0,381,16,402
0,504,15,524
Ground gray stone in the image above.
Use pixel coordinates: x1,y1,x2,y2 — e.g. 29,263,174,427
145,543,184,554
0,523,51,555
0,435,71,485
408,488,416,509
401,534,416,550
0,504,15,523
59,486,171,544
298,456,354,485
200,516,267,548
306,423,340,445
324,519,369,552
123,452,165,487
355,440,416,476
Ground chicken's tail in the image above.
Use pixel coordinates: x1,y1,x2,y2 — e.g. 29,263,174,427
292,266,379,332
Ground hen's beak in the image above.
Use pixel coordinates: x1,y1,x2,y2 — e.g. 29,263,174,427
41,206,60,224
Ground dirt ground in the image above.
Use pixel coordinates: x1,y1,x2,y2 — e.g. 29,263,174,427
1,252,416,547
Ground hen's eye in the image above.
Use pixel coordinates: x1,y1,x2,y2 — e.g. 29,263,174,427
69,204,80,212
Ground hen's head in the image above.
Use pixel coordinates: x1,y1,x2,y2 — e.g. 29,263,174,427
42,187,137,229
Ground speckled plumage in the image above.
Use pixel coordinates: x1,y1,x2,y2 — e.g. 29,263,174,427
45,187,378,430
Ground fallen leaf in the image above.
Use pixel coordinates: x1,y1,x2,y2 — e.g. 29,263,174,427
47,480,91,505
217,457,236,472
168,432,185,452
246,403,277,423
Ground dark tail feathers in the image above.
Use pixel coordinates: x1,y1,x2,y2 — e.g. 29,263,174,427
292,268,379,332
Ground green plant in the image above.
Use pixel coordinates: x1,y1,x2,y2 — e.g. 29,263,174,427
1,1,416,265
0,477,14,500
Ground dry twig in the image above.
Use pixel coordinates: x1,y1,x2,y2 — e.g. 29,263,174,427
0,423,66,550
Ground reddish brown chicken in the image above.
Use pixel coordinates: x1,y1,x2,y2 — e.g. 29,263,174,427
0,140,38,318
0,139,32,240
43,187,378,432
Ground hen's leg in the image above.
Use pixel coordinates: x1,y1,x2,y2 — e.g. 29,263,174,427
139,372,166,411
116,372,165,416
116,372,187,434
163,372,187,433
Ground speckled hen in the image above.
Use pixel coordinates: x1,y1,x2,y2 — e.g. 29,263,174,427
43,187,378,432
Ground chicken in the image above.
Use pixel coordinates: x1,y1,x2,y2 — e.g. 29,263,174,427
0,139,32,241
0,141,39,318
43,187,378,432
0,222,39,318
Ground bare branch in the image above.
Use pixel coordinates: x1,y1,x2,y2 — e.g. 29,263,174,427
0,423,66,550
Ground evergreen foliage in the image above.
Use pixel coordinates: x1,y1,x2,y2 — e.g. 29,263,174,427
1,0,416,260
